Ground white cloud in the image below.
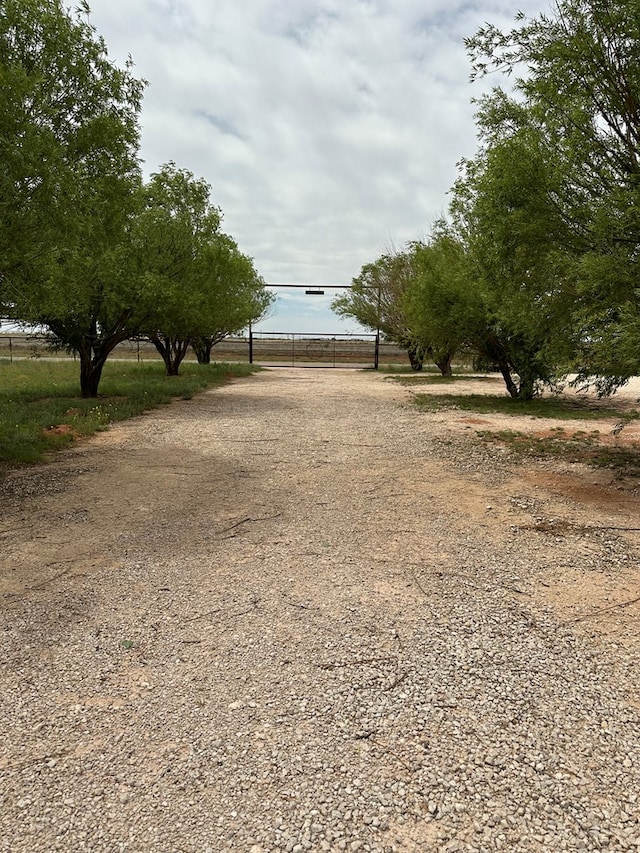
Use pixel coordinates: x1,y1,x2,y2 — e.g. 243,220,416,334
87,0,548,331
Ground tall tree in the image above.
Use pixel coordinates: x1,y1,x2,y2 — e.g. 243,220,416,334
1,0,147,397
136,164,272,375
450,126,576,398
404,224,469,378
332,251,431,371
466,0,640,388
190,236,273,365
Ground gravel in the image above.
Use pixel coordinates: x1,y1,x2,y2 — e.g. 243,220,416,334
1,368,639,852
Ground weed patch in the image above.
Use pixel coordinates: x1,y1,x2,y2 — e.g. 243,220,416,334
0,360,258,472
413,392,640,421
477,428,640,478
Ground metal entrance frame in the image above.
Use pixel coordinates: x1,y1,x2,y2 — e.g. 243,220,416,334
252,283,381,369
249,331,379,369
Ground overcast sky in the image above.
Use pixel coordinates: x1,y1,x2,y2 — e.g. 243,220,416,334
87,0,549,334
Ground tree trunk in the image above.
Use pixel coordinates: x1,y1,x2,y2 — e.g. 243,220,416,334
480,334,519,397
407,343,424,371
79,351,107,398
435,351,454,376
47,313,135,399
497,361,519,398
151,335,191,376
192,337,213,364
164,358,180,376
515,372,537,401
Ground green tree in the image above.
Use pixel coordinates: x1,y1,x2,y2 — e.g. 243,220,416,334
450,126,576,398
466,0,640,388
190,237,273,364
1,0,146,397
404,224,469,377
136,164,272,375
332,251,431,371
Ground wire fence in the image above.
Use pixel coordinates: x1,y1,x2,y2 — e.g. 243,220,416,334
0,334,412,368
0,335,249,364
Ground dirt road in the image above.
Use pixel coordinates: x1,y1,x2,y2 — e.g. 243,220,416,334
1,368,639,852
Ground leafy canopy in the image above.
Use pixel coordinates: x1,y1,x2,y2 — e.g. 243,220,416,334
0,0,144,298
134,163,273,374
466,0,640,388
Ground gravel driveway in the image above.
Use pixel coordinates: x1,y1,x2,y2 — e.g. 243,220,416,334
1,368,639,852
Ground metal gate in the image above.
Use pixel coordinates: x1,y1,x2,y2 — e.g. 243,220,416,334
249,331,379,368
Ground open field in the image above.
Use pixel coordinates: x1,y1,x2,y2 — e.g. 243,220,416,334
0,333,413,368
0,334,241,364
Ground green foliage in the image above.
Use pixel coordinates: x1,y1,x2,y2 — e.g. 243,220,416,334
0,0,141,291
404,225,471,376
343,1,640,393
466,0,640,388
0,360,257,471
0,6,269,396
332,250,419,350
449,123,577,399
1,0,147,397
134,163,273,375
0,0,144,288
332,246,456,373
411,390,639,421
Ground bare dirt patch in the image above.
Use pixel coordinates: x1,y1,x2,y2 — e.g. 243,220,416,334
3,369,640,647
394,373,640,633
42,423,82,438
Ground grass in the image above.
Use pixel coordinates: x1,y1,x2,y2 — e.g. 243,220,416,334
476,427,640,478
379,364,476,376
379,364,443,375
477,427,601,457
390,373,495,385
408,383,640,479
0,360,258,472
412,391,640,421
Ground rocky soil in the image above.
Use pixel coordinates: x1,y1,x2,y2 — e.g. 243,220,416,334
1,368,639,852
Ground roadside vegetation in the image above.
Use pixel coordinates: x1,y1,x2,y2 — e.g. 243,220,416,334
400,373,640,479
1,2,272,399
334,0,640,403
387,372,494,384
476,428,640,481
0,361,256,471
411,391,640,422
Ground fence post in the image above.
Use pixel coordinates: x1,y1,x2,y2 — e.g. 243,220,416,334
9,336,12,363
249,327,253,364
374,332,380,370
